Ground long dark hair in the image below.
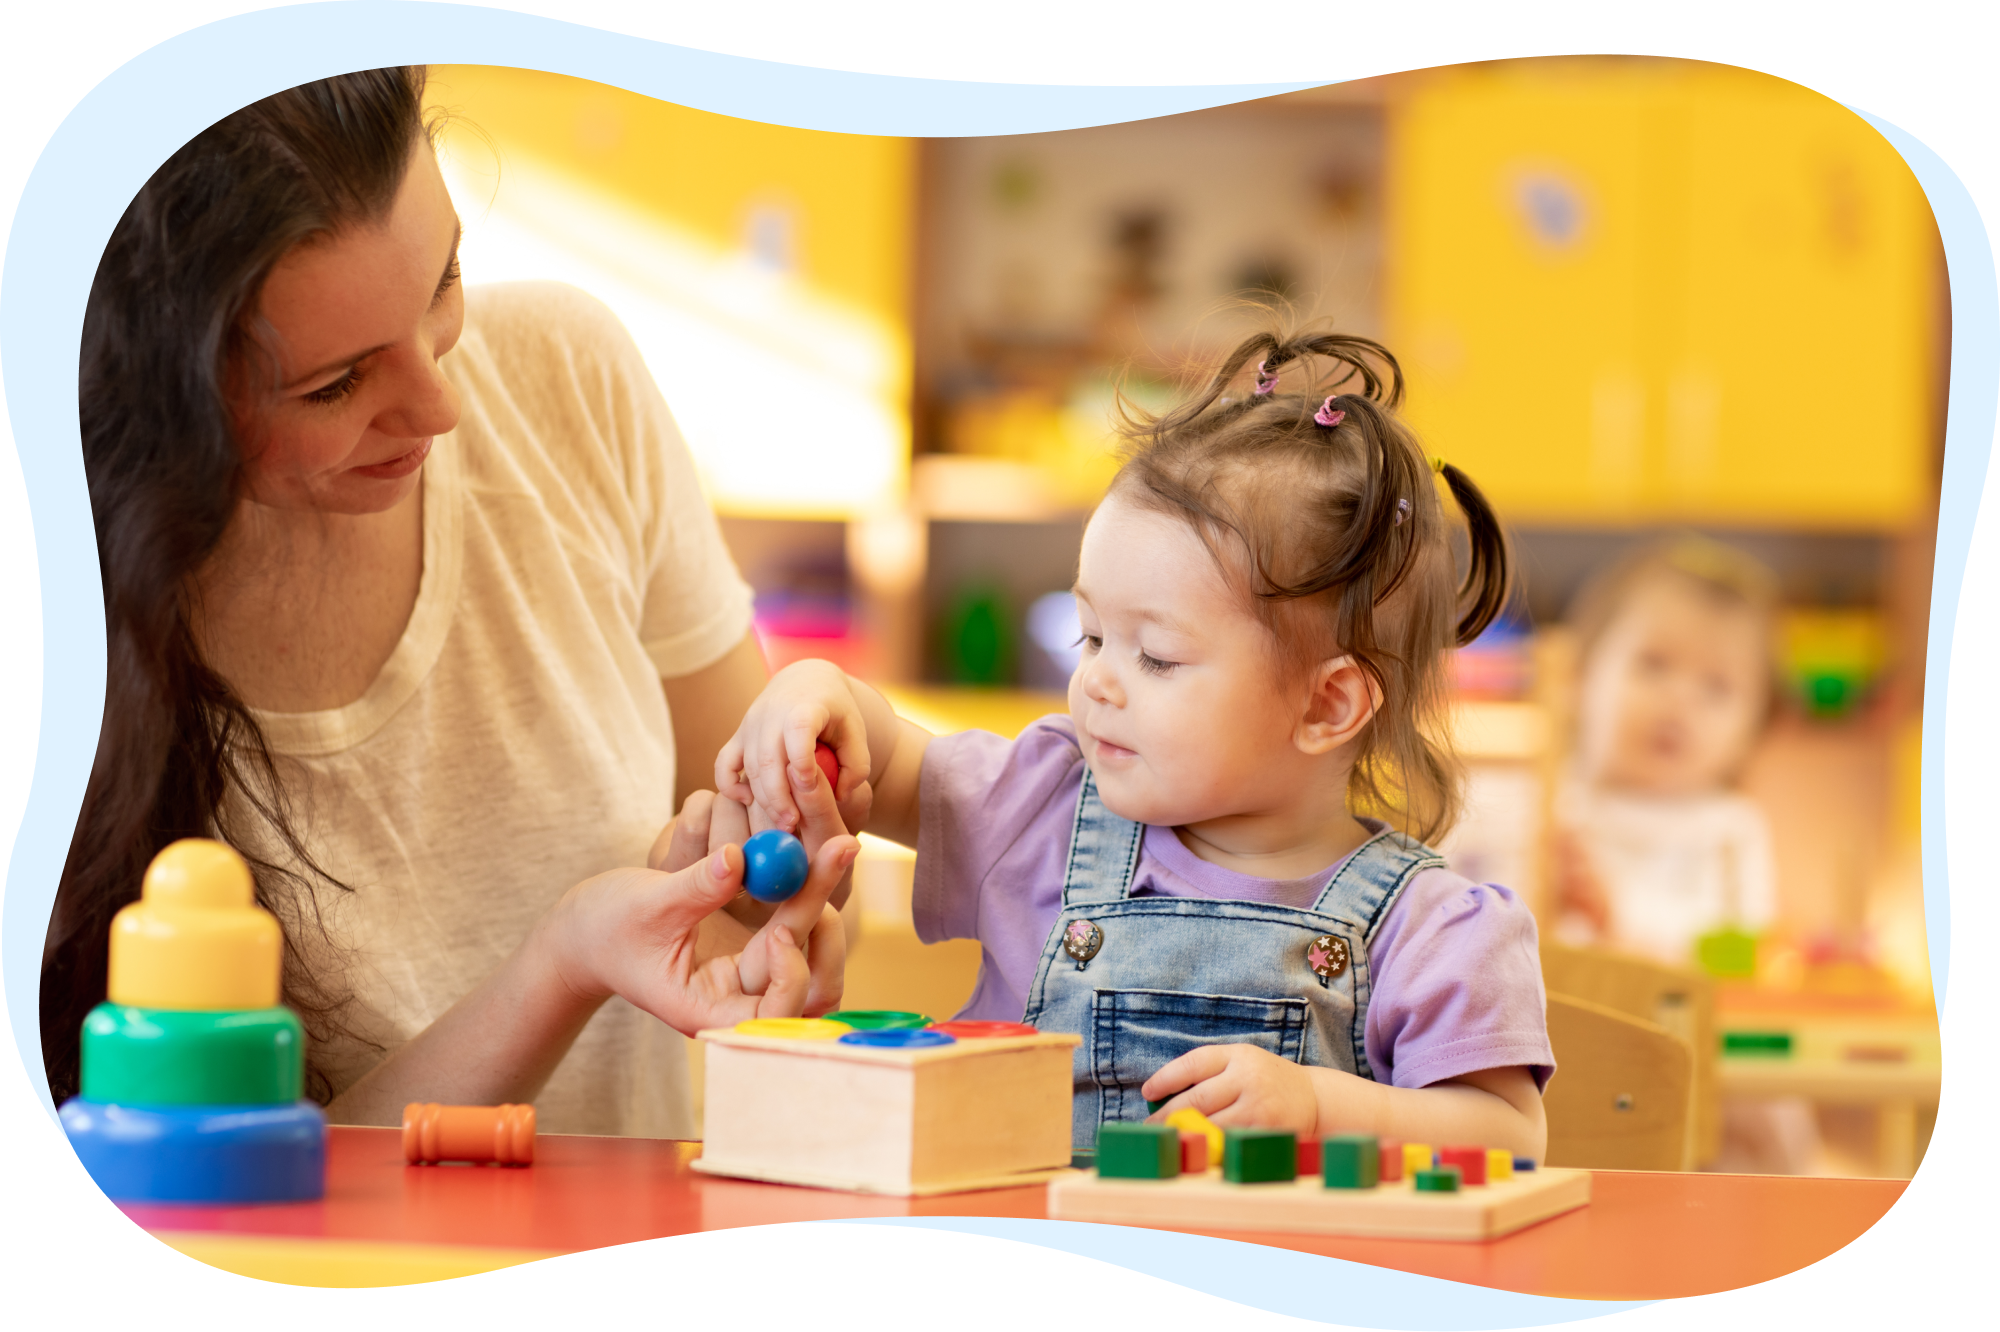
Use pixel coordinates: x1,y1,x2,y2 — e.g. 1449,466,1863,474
42,68,433,1104
1113,328,1512,843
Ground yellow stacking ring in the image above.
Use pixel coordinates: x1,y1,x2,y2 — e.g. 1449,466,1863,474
732,1017,854,1040
108,839,281,1011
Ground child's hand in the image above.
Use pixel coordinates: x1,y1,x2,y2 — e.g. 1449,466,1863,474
714,660,874,836
1551,828,1614,939
1141,1045,1322,1138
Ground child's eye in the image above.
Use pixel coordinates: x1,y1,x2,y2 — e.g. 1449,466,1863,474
1137,651,1178,676
1075,633,1102,655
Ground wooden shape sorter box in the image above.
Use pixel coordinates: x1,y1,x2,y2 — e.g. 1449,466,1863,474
1048,1166,1592,1242
693,1027,1081,1196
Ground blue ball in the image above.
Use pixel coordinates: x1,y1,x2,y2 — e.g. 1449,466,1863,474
742,829,809,903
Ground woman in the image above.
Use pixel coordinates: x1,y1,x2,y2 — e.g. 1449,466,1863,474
41,67,854,1136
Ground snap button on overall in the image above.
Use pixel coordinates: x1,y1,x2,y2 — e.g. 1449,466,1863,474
1306,933,1349,986
1063,919,1104,969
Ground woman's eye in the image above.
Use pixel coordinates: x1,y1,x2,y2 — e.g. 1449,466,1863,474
1137,651,1178,676
431,256,461,309
304,368,362,406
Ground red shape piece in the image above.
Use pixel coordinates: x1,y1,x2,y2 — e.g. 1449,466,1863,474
1296,1138,1322,1176
814,742,839,790
1180,1132,1209,1174
1437,1144,1488,1185
1378,1138,1405,1182
928,1020,1039,1039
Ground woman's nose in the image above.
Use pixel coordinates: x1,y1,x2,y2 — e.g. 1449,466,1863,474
375,348,460,440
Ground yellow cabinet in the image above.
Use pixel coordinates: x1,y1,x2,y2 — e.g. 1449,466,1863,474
1386,61,1938,529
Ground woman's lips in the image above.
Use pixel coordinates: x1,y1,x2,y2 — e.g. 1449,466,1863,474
351,436,432,480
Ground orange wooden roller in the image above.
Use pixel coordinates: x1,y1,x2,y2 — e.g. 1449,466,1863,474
402,1102,536,1166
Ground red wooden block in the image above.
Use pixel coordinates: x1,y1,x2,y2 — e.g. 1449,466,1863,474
1295,1138,1321,1176
1378,1138,1404,1182
1438,1144,1488,1185
1179,1131,1209,1174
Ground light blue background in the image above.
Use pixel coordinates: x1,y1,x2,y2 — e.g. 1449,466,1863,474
4,4,1989,1324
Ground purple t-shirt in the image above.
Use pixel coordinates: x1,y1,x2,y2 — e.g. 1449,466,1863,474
914,716,1554,1091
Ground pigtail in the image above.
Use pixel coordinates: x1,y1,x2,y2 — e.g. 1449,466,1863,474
1129,332,1286,441
1437,463,1512,646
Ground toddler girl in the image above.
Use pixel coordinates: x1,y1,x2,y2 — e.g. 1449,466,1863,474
1551,538,1780,966
722,331,1553,1158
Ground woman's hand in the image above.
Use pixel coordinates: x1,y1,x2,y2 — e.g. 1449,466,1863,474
650,784,850,1013
1141,1045,1322,1137
540,821,858,1036
714,659,875,836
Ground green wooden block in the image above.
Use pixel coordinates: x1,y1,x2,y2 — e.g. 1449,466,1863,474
1096,1123,1180,1179
1222,1128,1297,1184
80,1004,303,1106
1321,1133,1380,1189
1414,1166,1463,1193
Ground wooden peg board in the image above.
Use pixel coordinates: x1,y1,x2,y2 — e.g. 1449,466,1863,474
1049,1166,1591,1241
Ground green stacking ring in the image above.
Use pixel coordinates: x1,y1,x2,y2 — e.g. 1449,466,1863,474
81,1004,303,1106
821,1010,931,1030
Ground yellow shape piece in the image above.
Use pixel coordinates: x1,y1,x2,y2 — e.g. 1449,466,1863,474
108,839,280,1010
732,1017,854,1040
1164,1108,1224,1166
1403,1142,1435,1179
1487,1148,1514,1182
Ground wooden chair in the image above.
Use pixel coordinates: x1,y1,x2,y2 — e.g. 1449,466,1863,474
1543,992,1694,1171
1540,942,1719,1167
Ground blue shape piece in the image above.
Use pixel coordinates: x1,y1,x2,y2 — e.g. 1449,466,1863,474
60,1098,326,1204
1512,1156,1538,1172
838,1028,956,1049
742,829,809,903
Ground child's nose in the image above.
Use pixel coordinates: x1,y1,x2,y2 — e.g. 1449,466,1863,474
1079,654,1124,707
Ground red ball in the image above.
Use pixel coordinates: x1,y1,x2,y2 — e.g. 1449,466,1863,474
814,742,839,791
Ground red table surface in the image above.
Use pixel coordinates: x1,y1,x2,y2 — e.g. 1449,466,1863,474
124,1126,1904,1301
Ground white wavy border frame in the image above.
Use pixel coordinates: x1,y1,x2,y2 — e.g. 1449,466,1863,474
2,5,1989,1326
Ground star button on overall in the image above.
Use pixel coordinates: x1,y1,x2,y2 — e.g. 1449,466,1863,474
1063,919,1104,969
1306,933,1349,985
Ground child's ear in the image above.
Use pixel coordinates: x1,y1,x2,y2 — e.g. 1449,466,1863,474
1295,655,1380,756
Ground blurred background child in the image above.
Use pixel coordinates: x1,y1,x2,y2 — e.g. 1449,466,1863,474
1551,537,1781,967
1549,537,1827,1174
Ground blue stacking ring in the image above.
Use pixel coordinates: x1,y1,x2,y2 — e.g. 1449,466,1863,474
60,1098,326,1203
837,1028,957,1049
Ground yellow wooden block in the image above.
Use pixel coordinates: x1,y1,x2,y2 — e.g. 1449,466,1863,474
107,840,279,1011
1404,1142,1435,1178
1165,1107,1224,1166
154,1231,556,1288
1487,1148,1515,1182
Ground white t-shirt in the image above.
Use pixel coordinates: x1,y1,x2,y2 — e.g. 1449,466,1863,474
240,282,754,1136
1555,781,1777,967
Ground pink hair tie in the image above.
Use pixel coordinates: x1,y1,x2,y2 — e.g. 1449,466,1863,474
1394,498,1411,525
1314,396,1346,428
1253,360,1279,395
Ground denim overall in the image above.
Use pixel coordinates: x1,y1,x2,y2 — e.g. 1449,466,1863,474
1021,772,1445,1149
